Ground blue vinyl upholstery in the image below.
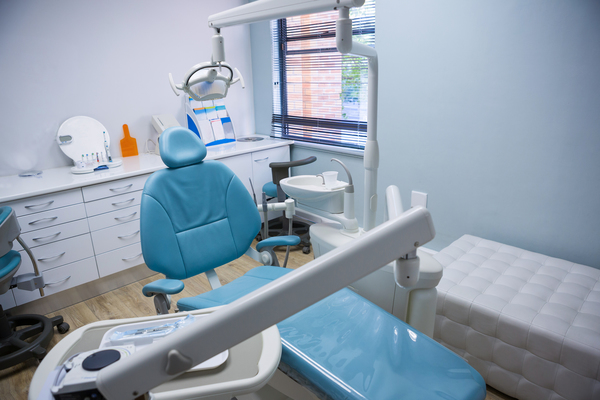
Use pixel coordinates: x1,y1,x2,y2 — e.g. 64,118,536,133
140,127,297,312
262,181,278,198
141,128,261,280
278,289,487,400
0,250,20,281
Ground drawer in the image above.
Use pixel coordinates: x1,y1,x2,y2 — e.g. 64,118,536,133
13,257,99,306
17,203,87,234
96,242,144,278
220,153,253,195
87,205,140,232
91,220,140,255
18,234,95,273
14,219,90,250
1,189,83,217
85,190,143,217
82,174,149,202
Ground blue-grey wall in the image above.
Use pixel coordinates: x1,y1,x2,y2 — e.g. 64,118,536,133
251,0,600,268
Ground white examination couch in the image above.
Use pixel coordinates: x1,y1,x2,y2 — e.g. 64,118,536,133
434,235,600,400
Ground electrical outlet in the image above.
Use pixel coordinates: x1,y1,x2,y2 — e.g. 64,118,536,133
411,191,428,208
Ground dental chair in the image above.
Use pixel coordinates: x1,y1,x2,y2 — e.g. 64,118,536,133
140,127,300,314
139,127,486,400
261,156,316,254
0,207,69,370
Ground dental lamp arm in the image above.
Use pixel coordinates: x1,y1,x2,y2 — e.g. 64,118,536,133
96,206,436,400
207,0,365,29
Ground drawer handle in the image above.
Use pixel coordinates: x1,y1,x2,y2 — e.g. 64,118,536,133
45,276,71,286
29,216,58,225
254,157,269,162
38,252,66,262
122,252,143,261
111,198,135,207
32,231,62,241
24,200,54,209
118,230,140,239
114,211,138,221
109,184,133,192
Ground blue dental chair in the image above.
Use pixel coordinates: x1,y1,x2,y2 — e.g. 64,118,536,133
140,127,300,314
139,127,486,400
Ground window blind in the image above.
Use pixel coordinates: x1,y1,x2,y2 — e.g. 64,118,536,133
271,0,376,150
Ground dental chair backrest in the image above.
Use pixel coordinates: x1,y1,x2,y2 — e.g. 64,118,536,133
140,127,261,280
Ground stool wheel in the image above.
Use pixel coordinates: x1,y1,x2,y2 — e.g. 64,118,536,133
302,246,311,254
57,322,70,334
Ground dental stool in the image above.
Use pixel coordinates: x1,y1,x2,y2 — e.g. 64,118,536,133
140,127,300,314
0,207,69,370
261,156,316,254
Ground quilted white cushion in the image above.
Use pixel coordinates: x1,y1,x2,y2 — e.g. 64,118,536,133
433,235,600,400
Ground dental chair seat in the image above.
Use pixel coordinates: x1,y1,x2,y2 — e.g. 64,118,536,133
178,266,291,311
198,277,487,399
279,288,486,400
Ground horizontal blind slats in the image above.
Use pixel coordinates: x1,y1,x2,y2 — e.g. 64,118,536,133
271,0,375,149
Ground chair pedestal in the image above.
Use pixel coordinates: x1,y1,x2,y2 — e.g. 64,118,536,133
0,305,69,370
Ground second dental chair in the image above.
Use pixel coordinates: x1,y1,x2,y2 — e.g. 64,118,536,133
139,127,299,314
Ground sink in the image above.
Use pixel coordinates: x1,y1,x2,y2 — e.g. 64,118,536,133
280,175,346,214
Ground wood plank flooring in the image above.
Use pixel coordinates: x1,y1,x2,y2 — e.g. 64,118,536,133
0,244,514,400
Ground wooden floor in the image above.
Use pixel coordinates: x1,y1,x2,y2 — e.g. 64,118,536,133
0,244,514,400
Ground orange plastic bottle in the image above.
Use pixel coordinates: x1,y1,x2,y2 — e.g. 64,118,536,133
120,124,138,157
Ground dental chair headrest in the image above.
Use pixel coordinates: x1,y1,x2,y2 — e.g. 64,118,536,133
159,127,207,168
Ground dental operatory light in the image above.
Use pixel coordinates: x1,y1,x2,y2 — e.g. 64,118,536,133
168,30,245,102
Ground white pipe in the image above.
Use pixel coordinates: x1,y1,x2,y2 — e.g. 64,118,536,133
96,206,436,400
362,51,378,231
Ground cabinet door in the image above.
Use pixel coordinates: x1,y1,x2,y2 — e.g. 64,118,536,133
219,153,253,196
251,146,291,193
96,242,144,278
91,220,140,255
18,234,95,273
82,174,149,202
1,189,82,217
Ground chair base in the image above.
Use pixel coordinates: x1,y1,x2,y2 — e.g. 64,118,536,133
0,305,69,370
259,219,311,254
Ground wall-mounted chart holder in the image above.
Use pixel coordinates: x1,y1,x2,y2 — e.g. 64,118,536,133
185,97,237,147
57,116,122,174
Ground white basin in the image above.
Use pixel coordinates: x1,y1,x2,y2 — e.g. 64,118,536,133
280,175,346,214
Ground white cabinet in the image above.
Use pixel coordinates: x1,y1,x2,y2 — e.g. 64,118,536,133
220,153,253,195
85,175,147,279
251,146,291,192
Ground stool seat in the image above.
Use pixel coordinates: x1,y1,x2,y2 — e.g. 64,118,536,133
0,250,20,281
262,181,278,198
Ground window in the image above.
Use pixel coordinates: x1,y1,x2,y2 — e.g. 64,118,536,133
271,0,376,150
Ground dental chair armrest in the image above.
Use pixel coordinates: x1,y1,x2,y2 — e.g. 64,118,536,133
142,279,185,297
255,236,300,252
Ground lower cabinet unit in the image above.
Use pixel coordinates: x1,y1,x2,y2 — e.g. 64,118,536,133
96,242,144,278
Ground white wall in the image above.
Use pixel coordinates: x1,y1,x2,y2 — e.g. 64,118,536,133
0,0,255,176
251,0,600,268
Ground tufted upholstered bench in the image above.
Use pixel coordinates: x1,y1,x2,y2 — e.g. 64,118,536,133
432,235,600,400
